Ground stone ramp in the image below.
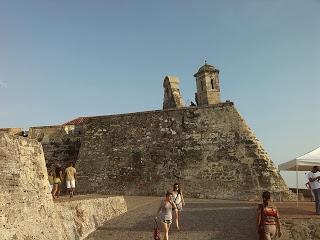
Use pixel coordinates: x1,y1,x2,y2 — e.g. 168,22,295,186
85,197,258,240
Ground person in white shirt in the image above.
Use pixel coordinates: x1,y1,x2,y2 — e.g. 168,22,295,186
307,166,320,214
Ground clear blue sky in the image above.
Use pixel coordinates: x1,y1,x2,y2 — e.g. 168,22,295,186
1,0,319,187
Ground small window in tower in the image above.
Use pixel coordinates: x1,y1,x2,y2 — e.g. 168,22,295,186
201,81,203,91
211,79,214,89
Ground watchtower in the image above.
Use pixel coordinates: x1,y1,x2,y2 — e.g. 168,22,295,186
194,61,220,105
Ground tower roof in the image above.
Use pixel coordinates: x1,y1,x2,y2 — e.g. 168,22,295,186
194,62,219,77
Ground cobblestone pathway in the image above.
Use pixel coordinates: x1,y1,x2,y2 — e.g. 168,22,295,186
86,197,258,240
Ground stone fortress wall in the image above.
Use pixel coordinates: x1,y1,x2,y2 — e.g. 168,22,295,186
5,101,291,200
0,133,67,240
0,133,127,240
28,125,83,168
5,62,292,201
0,62,297,239
75,102,291,200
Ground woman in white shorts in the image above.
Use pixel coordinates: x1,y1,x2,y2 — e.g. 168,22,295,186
65,162,77,198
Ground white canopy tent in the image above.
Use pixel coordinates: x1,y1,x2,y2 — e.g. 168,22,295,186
278,146,320,203
279,146,320,171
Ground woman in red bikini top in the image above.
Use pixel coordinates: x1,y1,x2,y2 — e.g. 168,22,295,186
256,191,282,240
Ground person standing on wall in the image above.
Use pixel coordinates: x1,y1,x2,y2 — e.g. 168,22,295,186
65,162,77,198
172,183,185,231
307,166,320,214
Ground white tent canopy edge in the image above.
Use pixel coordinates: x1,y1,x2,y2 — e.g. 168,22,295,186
278,146,320,204
278,146,320,171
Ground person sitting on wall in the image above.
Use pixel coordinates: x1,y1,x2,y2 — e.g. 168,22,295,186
52,165,63,199
65,162,77,198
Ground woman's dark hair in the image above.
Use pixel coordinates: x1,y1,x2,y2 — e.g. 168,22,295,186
173,183,181,194
165,191,172,197
55,166,61,176
262,191,271,206
262,191,271,200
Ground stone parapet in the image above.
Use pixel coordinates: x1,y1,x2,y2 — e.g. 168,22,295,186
0,133,127,240
0,133,67,240
0,128,22,135
55,196,127,240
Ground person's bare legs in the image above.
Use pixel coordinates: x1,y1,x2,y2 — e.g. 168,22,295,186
56,183,61,198
175,211,180,231
264,225,276,240
69,187,74,197
161,222,171,240
52,184,58,198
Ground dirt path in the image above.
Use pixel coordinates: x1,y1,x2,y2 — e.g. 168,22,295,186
85,197,258,240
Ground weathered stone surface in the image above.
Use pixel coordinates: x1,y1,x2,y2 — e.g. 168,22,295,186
0,127,22,135
76,103,291,200
28,125,83,168
0,132,128,239
281,218,320,240
163,76,184,109
0,133,67,240
55,196,127,240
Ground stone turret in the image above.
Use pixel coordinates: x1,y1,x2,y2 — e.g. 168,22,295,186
163,76,184,109
194,61,220,105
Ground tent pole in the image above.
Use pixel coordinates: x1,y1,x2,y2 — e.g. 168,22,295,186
296,165,299,206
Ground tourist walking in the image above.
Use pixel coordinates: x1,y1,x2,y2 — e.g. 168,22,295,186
52,165,63,199
65,162,77,198
256,191,281,240
155,191,177,240
47,168,54,193
307,166,320,214
172,183,185,231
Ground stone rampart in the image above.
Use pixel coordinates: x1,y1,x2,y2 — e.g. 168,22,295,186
0,133,128,240
28,125,83,168
76,103,291,200
55,196,127,240
0,133,67,240
0,128,22,135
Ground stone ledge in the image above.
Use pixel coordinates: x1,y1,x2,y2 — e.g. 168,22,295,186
55,195,127,240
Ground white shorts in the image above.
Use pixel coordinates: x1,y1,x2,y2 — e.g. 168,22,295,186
66,180,76,189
